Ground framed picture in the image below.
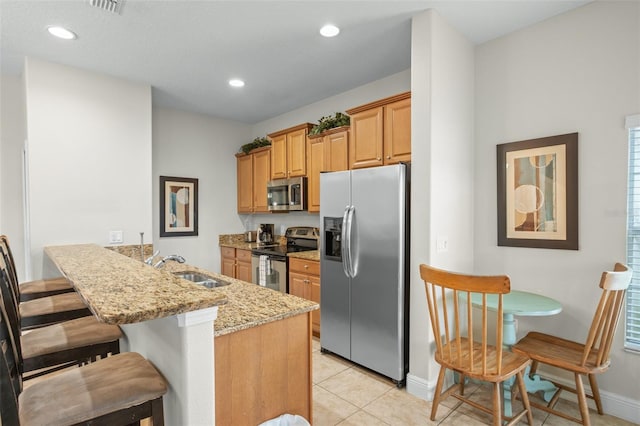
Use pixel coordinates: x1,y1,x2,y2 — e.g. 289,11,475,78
160,176,198,237
497,133,578,250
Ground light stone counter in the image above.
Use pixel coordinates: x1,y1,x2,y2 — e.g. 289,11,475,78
287,249,320,262
162,261,318,337
45,244,227,324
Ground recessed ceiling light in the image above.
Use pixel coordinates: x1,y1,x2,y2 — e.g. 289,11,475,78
229,79,245,88
47,26,77,40
320,24,340,38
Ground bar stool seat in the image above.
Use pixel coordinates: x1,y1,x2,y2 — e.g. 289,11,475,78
18,277,74,301
20,292,91,328
19,352,167,426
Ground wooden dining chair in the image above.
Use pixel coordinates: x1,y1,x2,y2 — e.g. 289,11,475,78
1,267,122,380
511,262,632,426
420,264,534,426
0,293,168,426
0,236,74,301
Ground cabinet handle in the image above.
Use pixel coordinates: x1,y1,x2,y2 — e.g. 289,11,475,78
377,157,381,161
386,155,391,159
304,264,309,269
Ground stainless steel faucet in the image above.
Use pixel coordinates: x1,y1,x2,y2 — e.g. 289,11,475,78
145,250,160,265
153,254,186,268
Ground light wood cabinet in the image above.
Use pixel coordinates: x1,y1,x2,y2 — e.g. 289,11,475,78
215,313,312,425
221,246,252,282
289,257,320,336
235,146,271,214
268,123,314,179
346,92,411,169
307,127,349,213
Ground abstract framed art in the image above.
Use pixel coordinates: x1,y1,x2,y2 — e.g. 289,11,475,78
160,176,198,237
497,133,578,250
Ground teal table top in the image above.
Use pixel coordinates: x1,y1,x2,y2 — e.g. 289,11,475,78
469,290,562,317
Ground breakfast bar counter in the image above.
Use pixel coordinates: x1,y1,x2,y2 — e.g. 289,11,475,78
44,244,227,324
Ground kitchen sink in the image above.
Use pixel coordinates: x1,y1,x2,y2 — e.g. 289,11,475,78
172,271,230,288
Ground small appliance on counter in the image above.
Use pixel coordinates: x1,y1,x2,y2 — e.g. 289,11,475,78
257,224,275,245
244,230,257,242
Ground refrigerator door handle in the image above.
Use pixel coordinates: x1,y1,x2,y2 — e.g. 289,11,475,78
343,206,356,278
341,206,351,278
345,205,355,278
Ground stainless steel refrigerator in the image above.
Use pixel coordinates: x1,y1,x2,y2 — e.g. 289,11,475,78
320,163,409,385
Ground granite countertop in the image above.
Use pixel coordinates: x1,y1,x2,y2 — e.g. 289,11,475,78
287,250,320,262
45,244,227,325
161,262,318,337
219,234,320,262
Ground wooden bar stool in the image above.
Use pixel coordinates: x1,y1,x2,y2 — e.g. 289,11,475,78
0,236,74,301
0,301,167,426
1,267,122,380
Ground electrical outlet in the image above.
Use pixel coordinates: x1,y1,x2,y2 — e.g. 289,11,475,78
109,230,123,244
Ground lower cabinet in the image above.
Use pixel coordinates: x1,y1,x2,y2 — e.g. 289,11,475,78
288,258,320,336
221,247,252,282
215,313,313,425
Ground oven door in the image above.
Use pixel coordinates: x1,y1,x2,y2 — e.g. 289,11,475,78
251,254,287,293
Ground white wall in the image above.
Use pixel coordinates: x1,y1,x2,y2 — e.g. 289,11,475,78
152,107,250,272
251,70,410,139
407,9,475,399
0,74,27,281
475,1,640,420
24,57,153,278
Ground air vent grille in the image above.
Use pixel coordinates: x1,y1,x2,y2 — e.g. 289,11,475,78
89,0,124,14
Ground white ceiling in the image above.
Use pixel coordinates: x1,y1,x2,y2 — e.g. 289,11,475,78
0,0,590,124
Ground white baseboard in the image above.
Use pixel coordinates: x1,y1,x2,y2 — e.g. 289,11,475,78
541,372,640,424
406,373,436,401
405,371,640,424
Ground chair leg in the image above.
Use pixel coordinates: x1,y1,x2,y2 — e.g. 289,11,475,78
516,371,534,425
492,382,502,426
529,360,539,376
575,373,591,426
151,397,165,426
588,374,603,415
430,367,447,421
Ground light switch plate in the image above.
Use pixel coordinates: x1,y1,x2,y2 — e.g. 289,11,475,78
109,230,123,244
436,236,449,253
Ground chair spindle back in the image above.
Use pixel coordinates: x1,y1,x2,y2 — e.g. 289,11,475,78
420,264,510,377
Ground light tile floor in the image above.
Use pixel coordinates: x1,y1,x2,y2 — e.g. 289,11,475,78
311,338,639,426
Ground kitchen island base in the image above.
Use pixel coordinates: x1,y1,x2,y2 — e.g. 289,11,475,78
215,312,313,425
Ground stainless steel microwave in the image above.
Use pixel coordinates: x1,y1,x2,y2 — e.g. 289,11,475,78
267,177,307,211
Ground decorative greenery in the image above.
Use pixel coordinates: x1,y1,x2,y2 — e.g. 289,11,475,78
309,112,350,135
240,136,271,154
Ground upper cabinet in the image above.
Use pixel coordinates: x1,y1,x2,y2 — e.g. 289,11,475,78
307,127,349,213
346,92,411,169
235,146,271,214
268,123,314,179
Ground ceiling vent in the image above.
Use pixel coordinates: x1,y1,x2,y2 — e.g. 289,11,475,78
88,0,124,14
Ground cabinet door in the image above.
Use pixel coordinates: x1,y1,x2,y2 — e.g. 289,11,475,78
289,272,307,299
384,97,411,164
237,260,252,282
270,133,288,179
307,137,325,213
236,155,253,213
287,128,307,177
349,107,383,169
252,149,271,213
221,257,236,278
326,130,349,172
309,274,321,335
